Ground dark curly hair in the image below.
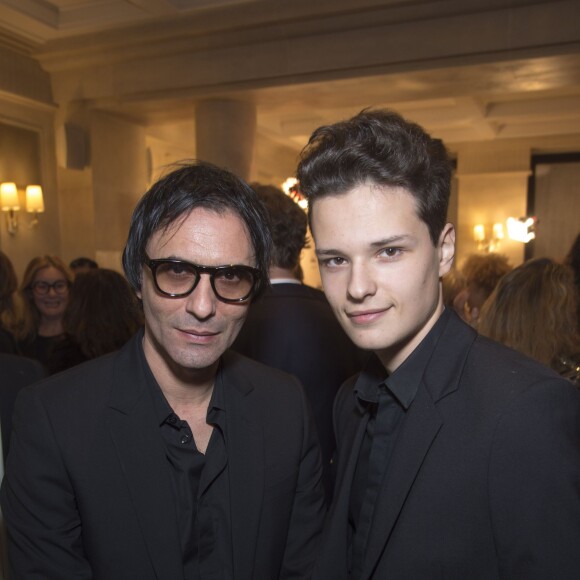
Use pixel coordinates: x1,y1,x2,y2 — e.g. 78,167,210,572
251,183,308,270
296,108,452,245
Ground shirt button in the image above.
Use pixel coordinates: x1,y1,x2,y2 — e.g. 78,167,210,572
168,415,177,425
180,434,191,444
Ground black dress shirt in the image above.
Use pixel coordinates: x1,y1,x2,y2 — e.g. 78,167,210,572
349,310,448,579
142,348,232,580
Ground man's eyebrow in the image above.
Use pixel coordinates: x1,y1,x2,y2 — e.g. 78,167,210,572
369,235,413,248
315,235,414,257
315,248,342,257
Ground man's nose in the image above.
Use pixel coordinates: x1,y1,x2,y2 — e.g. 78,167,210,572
184,274,217,319
346,262,377,301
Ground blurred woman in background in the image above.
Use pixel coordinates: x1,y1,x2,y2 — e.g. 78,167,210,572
15,255,73,368
564,232,580,331
0,251,20,354
478,258,580,386
48,268,143,374
454,253,512,327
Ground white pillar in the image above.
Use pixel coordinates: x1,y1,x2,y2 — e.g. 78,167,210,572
195,99,256,180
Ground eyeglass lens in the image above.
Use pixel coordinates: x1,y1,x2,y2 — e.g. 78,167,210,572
32,280,69,295
153,261,256,301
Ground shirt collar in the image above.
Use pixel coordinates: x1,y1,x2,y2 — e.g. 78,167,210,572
270,278,302,285
354,308,450,411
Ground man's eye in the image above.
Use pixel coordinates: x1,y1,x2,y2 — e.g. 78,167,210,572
380,247,403,258
220,270,241,283
321,257,347,268
166,263,191,276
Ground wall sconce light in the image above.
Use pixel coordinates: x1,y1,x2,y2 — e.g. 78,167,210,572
506,216,536,243
26,185,45,227
1,182,20,235
473,222,504,253
0,182,45,235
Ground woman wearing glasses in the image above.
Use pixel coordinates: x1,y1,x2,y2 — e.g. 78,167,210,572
15,255,73,370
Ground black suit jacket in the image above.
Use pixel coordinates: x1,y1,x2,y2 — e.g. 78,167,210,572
0,354,45,580
1,333,326,580
314,310,580,580
233,283,364,477
0,354,45,461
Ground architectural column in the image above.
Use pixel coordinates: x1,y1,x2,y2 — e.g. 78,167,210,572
90,110,147,270
454,141,532,268
195,100,256,180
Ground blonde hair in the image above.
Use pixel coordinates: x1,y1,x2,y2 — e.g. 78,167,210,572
0,251,19,332
479,258,579,368
461,253,512,298
14,255,74,340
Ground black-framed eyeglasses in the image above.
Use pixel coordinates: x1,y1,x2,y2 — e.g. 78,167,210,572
30,280,70,296
144,254,262,303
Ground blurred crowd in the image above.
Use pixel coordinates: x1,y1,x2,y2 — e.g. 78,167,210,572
0,252,143,374
444,232,580,386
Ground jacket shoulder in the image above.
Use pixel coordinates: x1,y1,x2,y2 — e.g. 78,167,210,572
468,334,568,386
224,349,302,386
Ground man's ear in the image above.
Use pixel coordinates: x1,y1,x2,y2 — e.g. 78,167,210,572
438,223,455,278
135,276,143,300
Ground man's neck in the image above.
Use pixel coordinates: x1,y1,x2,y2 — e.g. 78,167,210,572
269,266,298,280
142,333,217,409
269,265,300,282
38,317,63,337
376,304,445,374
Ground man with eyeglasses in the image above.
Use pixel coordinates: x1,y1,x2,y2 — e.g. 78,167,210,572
1,162,326,580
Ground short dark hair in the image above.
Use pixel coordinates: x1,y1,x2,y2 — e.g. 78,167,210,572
251,183,307,270
69,257,99,271
296,108,452,245
122,161,272,298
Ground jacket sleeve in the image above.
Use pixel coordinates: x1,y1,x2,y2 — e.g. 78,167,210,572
488,377,580,578
0,386,92,579
278,385,327,580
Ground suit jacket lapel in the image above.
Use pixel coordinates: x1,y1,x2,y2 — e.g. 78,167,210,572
221,353,264,580
313,384,369,580
361,311,477,580
106,334,184,580
360,384,442,580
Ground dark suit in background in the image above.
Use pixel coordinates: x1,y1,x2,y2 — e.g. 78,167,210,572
0,353,45,580
233,282,364,493
0,354,45,461
0,329,17,356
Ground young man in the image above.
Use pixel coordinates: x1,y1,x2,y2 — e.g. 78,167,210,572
297,109,580,579
1,162,325,579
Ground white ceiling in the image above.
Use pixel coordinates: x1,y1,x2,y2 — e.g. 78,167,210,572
0,0,258,41
2,0,580,152
103,54,580,150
